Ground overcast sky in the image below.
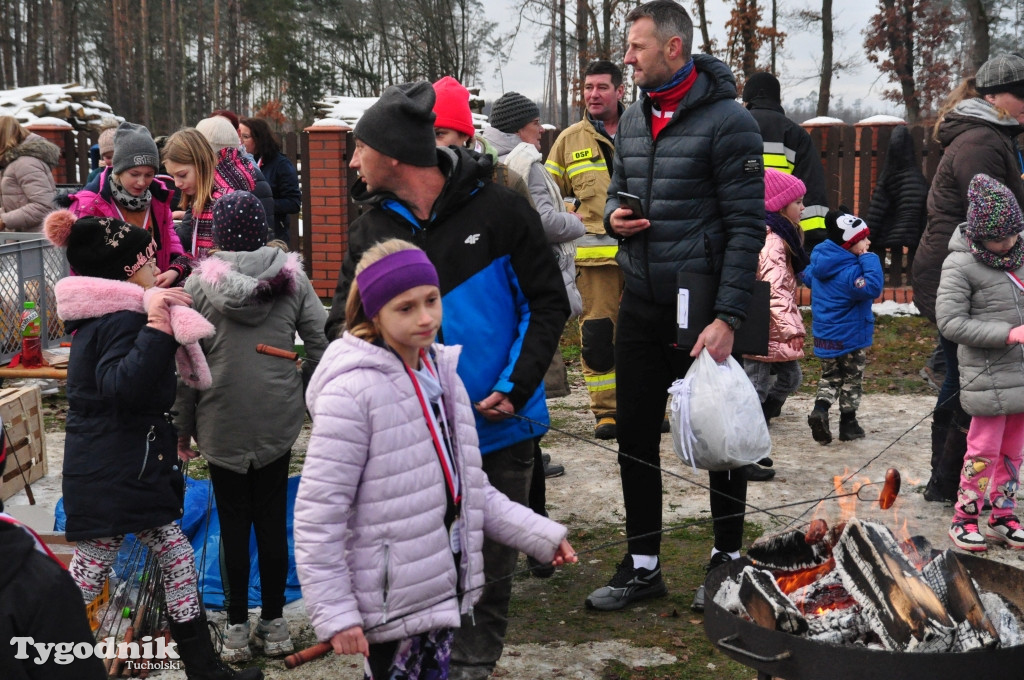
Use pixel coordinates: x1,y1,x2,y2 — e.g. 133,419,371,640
476,0,902,117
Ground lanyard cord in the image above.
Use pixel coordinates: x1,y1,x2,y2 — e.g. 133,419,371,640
400,348,461,505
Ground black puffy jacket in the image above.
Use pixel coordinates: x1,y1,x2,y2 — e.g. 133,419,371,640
866,125,929,251
604,54,765,315
62,310,184,541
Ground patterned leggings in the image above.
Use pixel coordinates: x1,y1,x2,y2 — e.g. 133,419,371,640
69,522,200,623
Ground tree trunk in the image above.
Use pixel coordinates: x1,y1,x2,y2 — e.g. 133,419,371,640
577,0,588,116
559,0,568,128
817,0,833,116
602,0,611,58
963,0,989,73
742,0,758,79
141,0,153,127
695,0,712,53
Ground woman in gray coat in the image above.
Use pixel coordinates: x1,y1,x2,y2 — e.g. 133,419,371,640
0,117,59,232
173,191,328,663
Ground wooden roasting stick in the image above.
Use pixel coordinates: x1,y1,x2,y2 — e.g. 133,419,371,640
256,344,299,361
284,641,333,669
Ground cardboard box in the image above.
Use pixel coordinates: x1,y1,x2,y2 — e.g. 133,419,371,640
1,385,48,501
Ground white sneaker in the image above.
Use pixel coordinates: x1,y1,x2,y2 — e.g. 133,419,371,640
220,621,252,662
254,617,294,656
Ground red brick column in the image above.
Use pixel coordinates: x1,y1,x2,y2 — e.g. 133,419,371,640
303,125,351,298
25,123,73,184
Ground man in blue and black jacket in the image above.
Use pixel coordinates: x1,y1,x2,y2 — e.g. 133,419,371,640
322,82,569,680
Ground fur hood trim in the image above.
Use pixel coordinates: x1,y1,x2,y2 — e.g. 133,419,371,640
1,134,60,169
55,276,215,389
191,249,302,325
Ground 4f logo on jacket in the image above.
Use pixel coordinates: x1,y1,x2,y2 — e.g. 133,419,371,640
464,234,481,245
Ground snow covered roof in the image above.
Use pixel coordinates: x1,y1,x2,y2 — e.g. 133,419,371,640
856,114,907,126
801,116,846,126
0,83,121,130
316,91,490,129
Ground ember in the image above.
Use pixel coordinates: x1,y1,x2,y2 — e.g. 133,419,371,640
714,519,1024,653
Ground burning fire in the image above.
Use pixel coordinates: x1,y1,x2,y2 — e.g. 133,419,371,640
776,559,835,595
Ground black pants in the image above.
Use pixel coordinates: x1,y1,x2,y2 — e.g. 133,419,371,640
528,437,546,516
208,452,291,624
616,289,748,556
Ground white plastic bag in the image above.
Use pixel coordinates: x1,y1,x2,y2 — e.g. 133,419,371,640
668,349,772,471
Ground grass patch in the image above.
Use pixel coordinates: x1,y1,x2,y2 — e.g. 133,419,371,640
507,522,763,679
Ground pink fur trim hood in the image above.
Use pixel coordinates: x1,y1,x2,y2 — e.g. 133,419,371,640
54,276,216,389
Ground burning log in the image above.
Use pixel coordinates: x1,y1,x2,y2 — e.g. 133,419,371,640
806,606,872,645
832,519,955,652
922,550,999,651
738,566,809,635
748,525,834,571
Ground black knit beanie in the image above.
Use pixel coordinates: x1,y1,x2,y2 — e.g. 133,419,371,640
212,191,269,252
742,72,781,104
354,82,438,167
45,210,156,280
488,92,540,133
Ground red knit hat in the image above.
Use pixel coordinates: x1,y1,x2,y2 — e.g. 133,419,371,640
432,76,476,139
764,168,807,213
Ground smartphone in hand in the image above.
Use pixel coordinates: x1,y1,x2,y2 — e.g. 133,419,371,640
617,192,645,219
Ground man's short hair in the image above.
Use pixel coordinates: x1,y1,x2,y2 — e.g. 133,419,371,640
625,0,693,56
584,60,624,89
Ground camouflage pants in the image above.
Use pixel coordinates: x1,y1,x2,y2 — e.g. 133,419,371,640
815,348,866,413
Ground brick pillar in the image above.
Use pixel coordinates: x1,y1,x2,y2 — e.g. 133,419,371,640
25,122,73,184
303,125,351,298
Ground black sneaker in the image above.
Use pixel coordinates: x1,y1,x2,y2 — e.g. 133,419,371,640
585,555,668,611
740,464,775,482
543,460,565,478
541,453,551,465
692,552,734,613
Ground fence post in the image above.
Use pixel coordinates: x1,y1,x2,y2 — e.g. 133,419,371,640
301,124,351,299
25,121,74,184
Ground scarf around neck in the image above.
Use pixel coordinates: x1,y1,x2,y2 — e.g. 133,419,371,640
969,235,1024,271
109,174,153,214
766,211,810,273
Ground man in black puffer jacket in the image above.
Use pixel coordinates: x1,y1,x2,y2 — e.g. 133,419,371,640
583,0,765,615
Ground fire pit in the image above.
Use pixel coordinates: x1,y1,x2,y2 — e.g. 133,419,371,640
703,551,1024,679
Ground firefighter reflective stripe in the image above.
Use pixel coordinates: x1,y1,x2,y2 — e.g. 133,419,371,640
545,157,607,179
585,372,616,392
801,204,828,232
577,233,618,259
545,159,566,177
763,141,796,173
565,159,607,178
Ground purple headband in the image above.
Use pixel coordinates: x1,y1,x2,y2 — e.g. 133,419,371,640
357,249,440,319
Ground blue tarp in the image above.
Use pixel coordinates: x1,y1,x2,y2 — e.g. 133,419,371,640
55,476,303,609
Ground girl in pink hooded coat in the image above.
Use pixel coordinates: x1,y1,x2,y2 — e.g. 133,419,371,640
294,240,576,680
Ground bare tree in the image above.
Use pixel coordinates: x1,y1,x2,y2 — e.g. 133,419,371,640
962,0,990,72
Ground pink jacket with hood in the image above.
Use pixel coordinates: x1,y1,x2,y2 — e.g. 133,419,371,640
745,228,806,362
294,333,566,644
69,168,189,277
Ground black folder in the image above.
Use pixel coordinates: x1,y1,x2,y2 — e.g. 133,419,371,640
675,272,770,356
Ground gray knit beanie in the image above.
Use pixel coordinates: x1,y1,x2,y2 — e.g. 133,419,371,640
112,122,159,174
976,53,1024,97
354,82,438,167
488,92,540,133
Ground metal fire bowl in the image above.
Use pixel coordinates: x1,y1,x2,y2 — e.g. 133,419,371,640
703,554,1024,680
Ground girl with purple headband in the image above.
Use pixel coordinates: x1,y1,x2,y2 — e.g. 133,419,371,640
293,239,577,679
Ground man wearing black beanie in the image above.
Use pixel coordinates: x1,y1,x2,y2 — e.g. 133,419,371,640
322,83,571,680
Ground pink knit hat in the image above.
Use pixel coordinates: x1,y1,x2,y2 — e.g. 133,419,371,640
764,168,807,212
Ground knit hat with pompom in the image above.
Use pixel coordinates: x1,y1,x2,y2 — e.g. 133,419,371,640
45,209,155,280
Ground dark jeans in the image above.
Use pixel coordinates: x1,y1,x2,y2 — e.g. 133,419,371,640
932,333,971,488
449,438,534,680
528,437,546,517
616,289,748,556
208,452,291,625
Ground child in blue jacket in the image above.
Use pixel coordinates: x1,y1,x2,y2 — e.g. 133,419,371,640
804,209,884,444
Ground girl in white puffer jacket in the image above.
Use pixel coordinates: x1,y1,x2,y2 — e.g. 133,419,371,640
294,240,576,679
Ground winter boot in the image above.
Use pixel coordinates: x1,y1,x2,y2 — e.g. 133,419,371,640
762,396,785,425
838,411,865,441
168,615,264,680
807,400,832,444
929,415,970,503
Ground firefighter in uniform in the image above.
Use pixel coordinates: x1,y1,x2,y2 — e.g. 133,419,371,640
743,71,830,252
546,60,626,440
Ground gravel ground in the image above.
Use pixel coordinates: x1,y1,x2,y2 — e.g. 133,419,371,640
8,374,1024,678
